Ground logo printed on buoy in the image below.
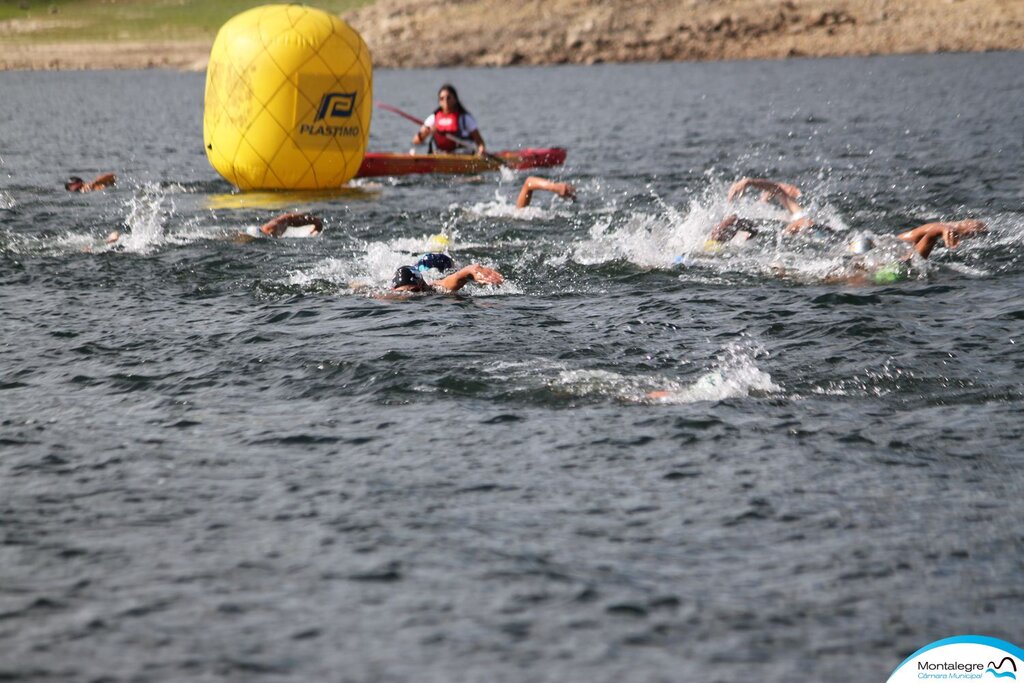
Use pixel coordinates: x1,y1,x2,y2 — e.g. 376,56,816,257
295,75,364,144
314,92,356,121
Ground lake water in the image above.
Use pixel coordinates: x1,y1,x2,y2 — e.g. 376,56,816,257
1,53,1023,682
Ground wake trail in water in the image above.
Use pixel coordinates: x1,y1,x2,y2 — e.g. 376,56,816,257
477,341,779,405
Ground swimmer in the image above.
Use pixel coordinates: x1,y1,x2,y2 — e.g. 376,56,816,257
413,251,456,273
516,176,576,208
104,211,323,247
390,262,503,294
65,173,116,193
839,219,986,284
710,177,823,244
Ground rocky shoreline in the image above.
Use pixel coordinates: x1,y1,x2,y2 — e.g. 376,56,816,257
1,0,1021,70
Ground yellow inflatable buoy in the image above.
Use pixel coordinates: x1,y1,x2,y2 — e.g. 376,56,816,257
203,4,372,190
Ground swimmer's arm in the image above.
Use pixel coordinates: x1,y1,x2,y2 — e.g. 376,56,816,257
259,212,323,237
783,215,815,234
87,173,116,190
728,177,804,215
896,222,937,258
430,264,504,293
515,176,576,208
898,219,986,257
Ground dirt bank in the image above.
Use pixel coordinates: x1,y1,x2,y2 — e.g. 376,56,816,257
345,0,1024,67
1,0,1021,70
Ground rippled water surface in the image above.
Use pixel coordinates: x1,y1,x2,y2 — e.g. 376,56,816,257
2,54,1023,682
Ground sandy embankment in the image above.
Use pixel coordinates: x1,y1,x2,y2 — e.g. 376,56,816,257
0,0,1021,70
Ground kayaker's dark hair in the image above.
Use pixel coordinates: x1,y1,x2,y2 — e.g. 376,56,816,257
436,83,470,116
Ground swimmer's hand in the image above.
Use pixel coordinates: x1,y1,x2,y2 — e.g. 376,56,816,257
728,177,802,202
942,226,961,249
946,220,987,244
557,182,577,202
727,178,750,202
463,264,503,286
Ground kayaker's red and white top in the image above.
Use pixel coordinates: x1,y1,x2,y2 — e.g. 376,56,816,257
423,111,479,151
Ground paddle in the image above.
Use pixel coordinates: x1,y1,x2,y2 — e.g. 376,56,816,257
375,102,509,167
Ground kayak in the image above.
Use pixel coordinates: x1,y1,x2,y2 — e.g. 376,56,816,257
355,147,567,178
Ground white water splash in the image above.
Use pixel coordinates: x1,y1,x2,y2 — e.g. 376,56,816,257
0,191,14,210
465,188,576,221
566,183,897,282
540,341,781,404
571,187,740,269
287,241,404,290
115,184,169,254
287,238,518,295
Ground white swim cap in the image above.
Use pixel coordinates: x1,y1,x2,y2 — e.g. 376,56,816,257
848,235,875,255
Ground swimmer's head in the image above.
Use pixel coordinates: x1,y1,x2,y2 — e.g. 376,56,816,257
415,252,454,272
64,176,84,192
392,265,429,291
848,235,875,255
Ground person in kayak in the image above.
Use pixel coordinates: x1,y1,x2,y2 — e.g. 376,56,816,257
412,84,487,156
516,176,576,208
65,173,116,193
390,262,504,294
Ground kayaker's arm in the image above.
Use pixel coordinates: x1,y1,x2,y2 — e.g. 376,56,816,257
469,129,486,156
412,124,432,147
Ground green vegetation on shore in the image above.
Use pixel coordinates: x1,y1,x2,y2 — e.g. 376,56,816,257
0,0,373,42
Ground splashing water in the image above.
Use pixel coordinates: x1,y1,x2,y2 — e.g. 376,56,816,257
810,357,916,398
648,342,781,404
288,241,407,291
116,184,169,254
546,341,780,404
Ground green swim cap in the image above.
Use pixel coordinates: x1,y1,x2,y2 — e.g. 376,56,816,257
872,263,908,284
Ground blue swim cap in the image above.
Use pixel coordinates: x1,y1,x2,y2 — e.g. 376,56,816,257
415,252,454,272
392,265,426,289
